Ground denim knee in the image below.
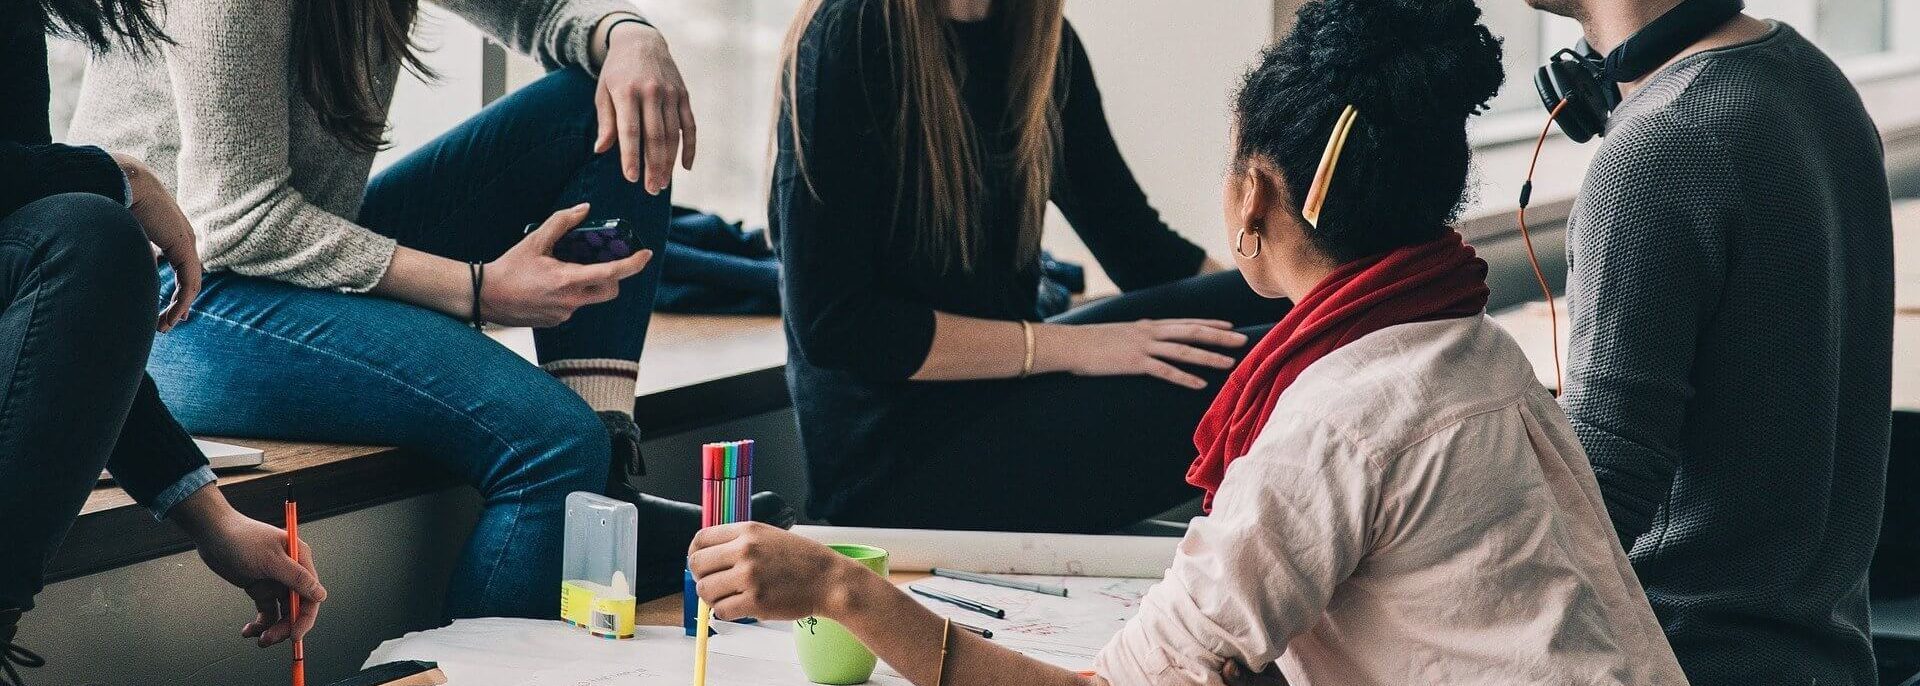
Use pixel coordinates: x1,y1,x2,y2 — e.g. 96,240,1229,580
485,399,611,500
4,193,158,311
16,194,153,282
521,69,599,122
486,68,601,141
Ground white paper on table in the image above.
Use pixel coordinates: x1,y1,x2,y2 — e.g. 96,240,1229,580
905,575,1158,672
363,617,913,686
791,526,1178,578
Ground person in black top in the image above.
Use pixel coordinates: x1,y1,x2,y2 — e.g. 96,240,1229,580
0,3,325,682
774,0,1288,532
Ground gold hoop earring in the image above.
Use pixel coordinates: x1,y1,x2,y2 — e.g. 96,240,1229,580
1234,226,1262,258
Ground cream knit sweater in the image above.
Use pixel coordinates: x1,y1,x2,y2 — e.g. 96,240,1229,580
69,0,638,292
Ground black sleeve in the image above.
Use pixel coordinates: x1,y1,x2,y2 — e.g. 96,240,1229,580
0,142,128,219
105,375,212,511
1051,23,1207,292
0,7,129,218
773,0,938,381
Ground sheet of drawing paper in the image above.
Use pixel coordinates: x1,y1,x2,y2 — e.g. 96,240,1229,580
790,526,1178,578
904,575,1160,671
362,617,913,686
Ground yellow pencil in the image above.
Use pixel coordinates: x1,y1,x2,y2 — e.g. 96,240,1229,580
692,599,713,685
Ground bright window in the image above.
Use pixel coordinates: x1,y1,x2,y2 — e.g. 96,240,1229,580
508,1,805,227
1479,0,1910,122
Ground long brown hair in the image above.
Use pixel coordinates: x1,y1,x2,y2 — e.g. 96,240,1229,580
292,0,436,153
780,0,1065,272
38,0,169,53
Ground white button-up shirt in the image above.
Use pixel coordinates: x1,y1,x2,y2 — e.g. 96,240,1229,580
1095,315,1687,685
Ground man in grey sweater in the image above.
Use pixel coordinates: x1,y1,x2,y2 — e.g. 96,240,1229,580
1528,1,1895,683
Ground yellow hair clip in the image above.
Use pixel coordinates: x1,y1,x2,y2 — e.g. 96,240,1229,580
1300,104,1359,228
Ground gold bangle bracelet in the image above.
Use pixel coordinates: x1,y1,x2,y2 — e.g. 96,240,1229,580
935,617,952,686
1018,321,1036,379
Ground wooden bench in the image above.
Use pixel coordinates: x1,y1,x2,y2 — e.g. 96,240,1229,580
50,313,790,583
51,442,435,583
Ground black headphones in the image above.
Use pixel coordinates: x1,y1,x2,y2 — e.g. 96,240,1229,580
1534,0,1746,142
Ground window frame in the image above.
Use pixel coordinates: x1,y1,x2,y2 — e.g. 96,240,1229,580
1467,0,1920,148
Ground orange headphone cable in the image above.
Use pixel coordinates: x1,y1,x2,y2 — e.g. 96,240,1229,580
1518,98,1570,394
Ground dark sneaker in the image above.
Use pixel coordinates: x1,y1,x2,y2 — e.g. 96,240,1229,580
599,411,647,504
1,609,44,686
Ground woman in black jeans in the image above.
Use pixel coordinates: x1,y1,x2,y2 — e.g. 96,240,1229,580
1,2,324,683
774,0,1287,533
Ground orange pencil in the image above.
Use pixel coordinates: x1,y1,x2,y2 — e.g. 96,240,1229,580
285,484,304,686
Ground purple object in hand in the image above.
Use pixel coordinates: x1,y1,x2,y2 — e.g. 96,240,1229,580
528,219,636,265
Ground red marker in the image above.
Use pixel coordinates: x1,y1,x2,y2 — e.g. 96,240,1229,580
702,444,721,528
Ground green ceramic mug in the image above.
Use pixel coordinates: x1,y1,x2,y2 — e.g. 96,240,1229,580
794,544,889,684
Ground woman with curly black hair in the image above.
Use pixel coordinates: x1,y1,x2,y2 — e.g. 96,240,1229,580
682,0,1688,683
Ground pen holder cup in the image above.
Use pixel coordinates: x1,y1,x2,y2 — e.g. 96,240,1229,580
794,544,889,685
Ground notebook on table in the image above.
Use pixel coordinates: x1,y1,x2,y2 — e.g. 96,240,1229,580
97,439,265,482
326,661,447,686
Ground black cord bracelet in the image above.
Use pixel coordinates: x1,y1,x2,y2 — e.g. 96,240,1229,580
604,16,654,51
469,261,486,331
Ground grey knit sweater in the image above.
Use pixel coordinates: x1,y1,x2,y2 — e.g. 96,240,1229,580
68,0,638,291
1562,23,1893,685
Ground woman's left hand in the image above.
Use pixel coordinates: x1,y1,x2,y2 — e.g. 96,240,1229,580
170,486,326,647
594,19,696,195
689,522,867,622
113,152,201,332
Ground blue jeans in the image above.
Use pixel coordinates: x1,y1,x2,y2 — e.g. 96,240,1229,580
150,70,669,619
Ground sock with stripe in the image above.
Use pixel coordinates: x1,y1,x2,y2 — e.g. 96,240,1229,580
543,359,640,415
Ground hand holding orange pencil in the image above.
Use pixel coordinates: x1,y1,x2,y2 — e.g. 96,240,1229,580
287,486,304,686
172,481,326,650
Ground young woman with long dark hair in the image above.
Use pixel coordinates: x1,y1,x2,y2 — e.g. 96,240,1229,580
2,2,322,683
689,0,1688,683
773,0,1289,533
66,0,787,619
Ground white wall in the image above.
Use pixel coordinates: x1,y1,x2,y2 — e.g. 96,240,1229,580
611,0,797,228
1052,1,1273,269
374,5,495,170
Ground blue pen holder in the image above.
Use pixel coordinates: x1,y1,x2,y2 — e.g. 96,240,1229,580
683,568,698,635
685,567,754,634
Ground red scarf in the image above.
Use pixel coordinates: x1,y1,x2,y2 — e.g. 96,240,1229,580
1188,231,1490,511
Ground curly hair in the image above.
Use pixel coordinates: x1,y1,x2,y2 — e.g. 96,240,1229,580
1233,0,1506,261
